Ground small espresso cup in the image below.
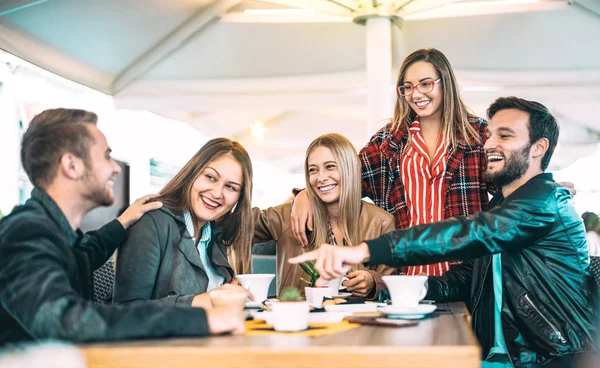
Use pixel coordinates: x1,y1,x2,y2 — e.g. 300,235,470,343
382,275,428,308
327,276,349,295
236,274,275,302
305,287,333,305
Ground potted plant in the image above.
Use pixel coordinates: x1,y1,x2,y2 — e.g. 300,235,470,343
300,261,333,305
299,261,319,287
300,261,348,302
269,287,309,331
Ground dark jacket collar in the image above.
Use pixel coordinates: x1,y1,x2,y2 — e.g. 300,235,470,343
29,188,83,247
490,172,554,207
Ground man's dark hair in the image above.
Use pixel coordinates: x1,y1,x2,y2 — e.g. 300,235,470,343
21,108,98,188
487,96,559,171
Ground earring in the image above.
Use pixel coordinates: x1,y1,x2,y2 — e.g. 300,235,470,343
231,202,238,214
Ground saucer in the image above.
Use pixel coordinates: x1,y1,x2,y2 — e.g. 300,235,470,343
324,303,379,313
378,304,437,320
255,311,347,324
331,292,352,299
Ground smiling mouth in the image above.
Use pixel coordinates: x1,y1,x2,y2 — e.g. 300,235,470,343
414,100,431,108
487,154,504,163
318,184,337,193
201,196,221,210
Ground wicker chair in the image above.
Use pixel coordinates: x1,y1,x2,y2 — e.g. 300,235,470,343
590,256,600,298
92,259,115,304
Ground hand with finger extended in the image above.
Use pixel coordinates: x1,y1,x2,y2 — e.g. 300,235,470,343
344,270,375,297
206,306,246,335
289,243,371,283
290,190,313,247
117,194,163,229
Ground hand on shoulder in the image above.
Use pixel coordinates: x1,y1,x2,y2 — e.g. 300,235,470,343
117,194,163,229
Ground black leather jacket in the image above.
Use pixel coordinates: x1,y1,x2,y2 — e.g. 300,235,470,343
367,173,595,367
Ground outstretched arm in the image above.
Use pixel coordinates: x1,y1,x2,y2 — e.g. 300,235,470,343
0,220,214,341
291,194,555,284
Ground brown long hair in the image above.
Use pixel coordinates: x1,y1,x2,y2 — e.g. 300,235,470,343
304,133,361,250
392,48,480,148
155,138,253,274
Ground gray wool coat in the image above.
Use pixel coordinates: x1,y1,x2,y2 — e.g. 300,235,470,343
113,207,235,306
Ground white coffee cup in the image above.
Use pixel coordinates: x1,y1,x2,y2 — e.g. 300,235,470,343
305,287,333,305
236,274,275,302
268,301,309,331
328,276,349,295
382,275,428,308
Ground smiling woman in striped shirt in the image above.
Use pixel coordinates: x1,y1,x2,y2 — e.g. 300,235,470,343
291,48,491,277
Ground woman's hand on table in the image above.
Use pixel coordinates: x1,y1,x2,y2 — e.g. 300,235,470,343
214,283,255,301
206,306,246,335
192,284,254,308
344,270,375,297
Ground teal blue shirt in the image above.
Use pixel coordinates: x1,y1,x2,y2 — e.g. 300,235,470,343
483,254,512,367
184,212,225,291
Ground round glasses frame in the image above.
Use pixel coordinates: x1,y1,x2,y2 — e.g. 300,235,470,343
397,78,442,97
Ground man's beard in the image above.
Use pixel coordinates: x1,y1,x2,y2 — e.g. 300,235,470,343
82,169,115,207
484,143,531,187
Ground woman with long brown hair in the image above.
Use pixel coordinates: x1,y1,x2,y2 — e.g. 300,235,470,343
291,48,491,277
114,138,253,308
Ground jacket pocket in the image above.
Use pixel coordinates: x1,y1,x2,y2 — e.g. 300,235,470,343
522,294,567,345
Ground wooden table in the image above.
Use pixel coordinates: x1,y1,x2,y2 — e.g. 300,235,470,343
81,302,480,368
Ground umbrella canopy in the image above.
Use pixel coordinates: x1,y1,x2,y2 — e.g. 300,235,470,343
1,0,599,173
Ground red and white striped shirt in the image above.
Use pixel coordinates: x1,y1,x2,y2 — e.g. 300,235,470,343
401,118,450,276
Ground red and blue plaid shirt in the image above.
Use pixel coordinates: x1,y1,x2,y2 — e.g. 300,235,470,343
359,117,493,275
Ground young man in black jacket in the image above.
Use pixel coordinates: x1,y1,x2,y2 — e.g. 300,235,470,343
291,97,596,367
0,108,245,344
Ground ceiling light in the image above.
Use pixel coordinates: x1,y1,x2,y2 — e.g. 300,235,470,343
252,120,265,138
244,9,315,15
448,0,538,8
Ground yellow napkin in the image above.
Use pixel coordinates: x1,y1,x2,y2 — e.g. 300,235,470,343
245,319,360,337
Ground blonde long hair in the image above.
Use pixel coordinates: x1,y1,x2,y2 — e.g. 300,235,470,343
154,138,253,274
392,48,480,147
304,133,361,250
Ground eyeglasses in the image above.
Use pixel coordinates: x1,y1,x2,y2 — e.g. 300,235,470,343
397,78,442,96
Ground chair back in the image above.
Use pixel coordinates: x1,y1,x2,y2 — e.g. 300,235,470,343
590,256,600,296
93,259,115,304
251,255,277,298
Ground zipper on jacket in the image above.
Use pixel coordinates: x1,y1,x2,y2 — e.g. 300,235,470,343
475,258,517,366
523,294,567,344
471,258,491,314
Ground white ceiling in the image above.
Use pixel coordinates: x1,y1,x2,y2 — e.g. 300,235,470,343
0,0,599,174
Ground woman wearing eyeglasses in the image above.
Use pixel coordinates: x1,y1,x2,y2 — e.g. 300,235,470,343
291,48,491,277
